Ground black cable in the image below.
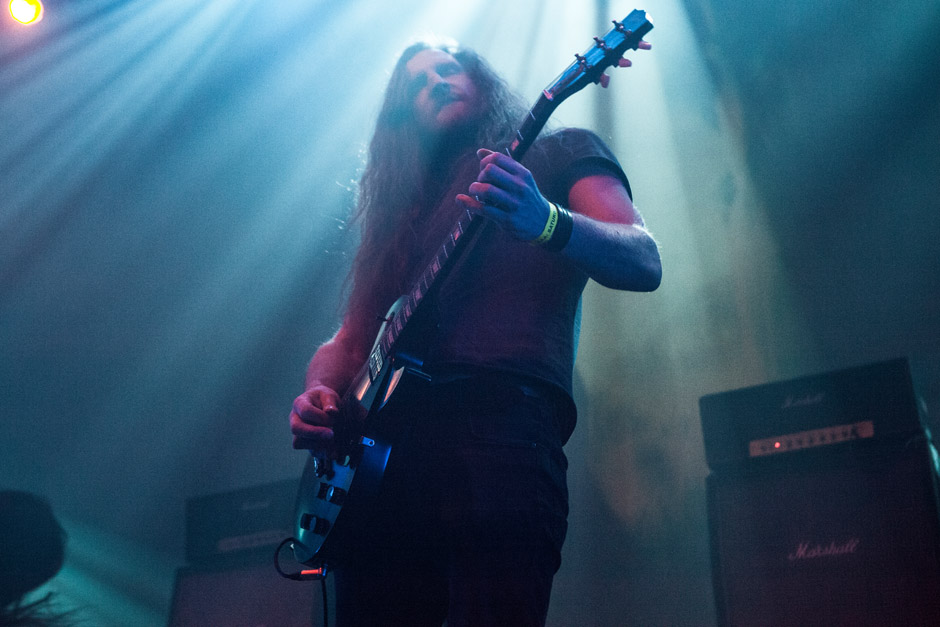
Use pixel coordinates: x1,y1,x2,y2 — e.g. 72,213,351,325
321,575,329,627
274,537,327,579
274,537,331,626
273,537,301,580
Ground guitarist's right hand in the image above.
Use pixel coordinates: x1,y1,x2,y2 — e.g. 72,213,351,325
290,384,342,453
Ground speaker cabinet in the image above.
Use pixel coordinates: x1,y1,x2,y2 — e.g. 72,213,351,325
707,439,940,626
185,479,298,564
168,559,321,627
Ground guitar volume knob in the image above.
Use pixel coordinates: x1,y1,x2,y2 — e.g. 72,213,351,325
300,513,331,536
325,486,347,505
311,456,334,478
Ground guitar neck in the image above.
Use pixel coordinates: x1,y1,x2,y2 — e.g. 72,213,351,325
508,94,560,159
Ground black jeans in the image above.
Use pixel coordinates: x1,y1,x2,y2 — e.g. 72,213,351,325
333,374,570,626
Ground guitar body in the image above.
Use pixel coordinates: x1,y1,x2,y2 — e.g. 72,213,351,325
292,9,653,568
293,297,422,565
292,425,393,565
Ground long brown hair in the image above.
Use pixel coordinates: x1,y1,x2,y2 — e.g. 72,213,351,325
345,42,529,326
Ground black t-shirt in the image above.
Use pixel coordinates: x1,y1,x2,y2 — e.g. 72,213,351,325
409,127,630,399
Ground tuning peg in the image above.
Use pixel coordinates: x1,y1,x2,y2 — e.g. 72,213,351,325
593,36,609,51
612,19,635,37
598,57,636,88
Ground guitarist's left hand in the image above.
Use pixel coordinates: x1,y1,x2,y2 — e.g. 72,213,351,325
455,39,652,239
456,149,553,242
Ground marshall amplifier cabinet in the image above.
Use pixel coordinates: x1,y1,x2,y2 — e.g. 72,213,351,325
168,558,321,627
700,358,923,469
185,478,299,565
700,359,940,626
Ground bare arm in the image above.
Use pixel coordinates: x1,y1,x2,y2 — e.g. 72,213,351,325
457,151,662,292
561,173,661,291
303,323,371,393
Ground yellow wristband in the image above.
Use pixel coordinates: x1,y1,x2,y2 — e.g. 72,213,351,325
533,202,559,245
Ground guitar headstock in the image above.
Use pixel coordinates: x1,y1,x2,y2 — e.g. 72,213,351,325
545,9,653,103
505,9,653,159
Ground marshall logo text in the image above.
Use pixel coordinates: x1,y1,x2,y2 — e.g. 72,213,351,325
788,538,860,561
781,391,826,410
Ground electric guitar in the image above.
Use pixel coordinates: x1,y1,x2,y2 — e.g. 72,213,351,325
292,9,653,568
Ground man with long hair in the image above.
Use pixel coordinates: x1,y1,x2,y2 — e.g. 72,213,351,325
290,40,661,625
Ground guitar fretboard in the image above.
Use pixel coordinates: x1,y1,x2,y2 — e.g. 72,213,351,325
379,208,479,357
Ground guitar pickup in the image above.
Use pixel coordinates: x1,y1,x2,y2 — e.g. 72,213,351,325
368,349,384,381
